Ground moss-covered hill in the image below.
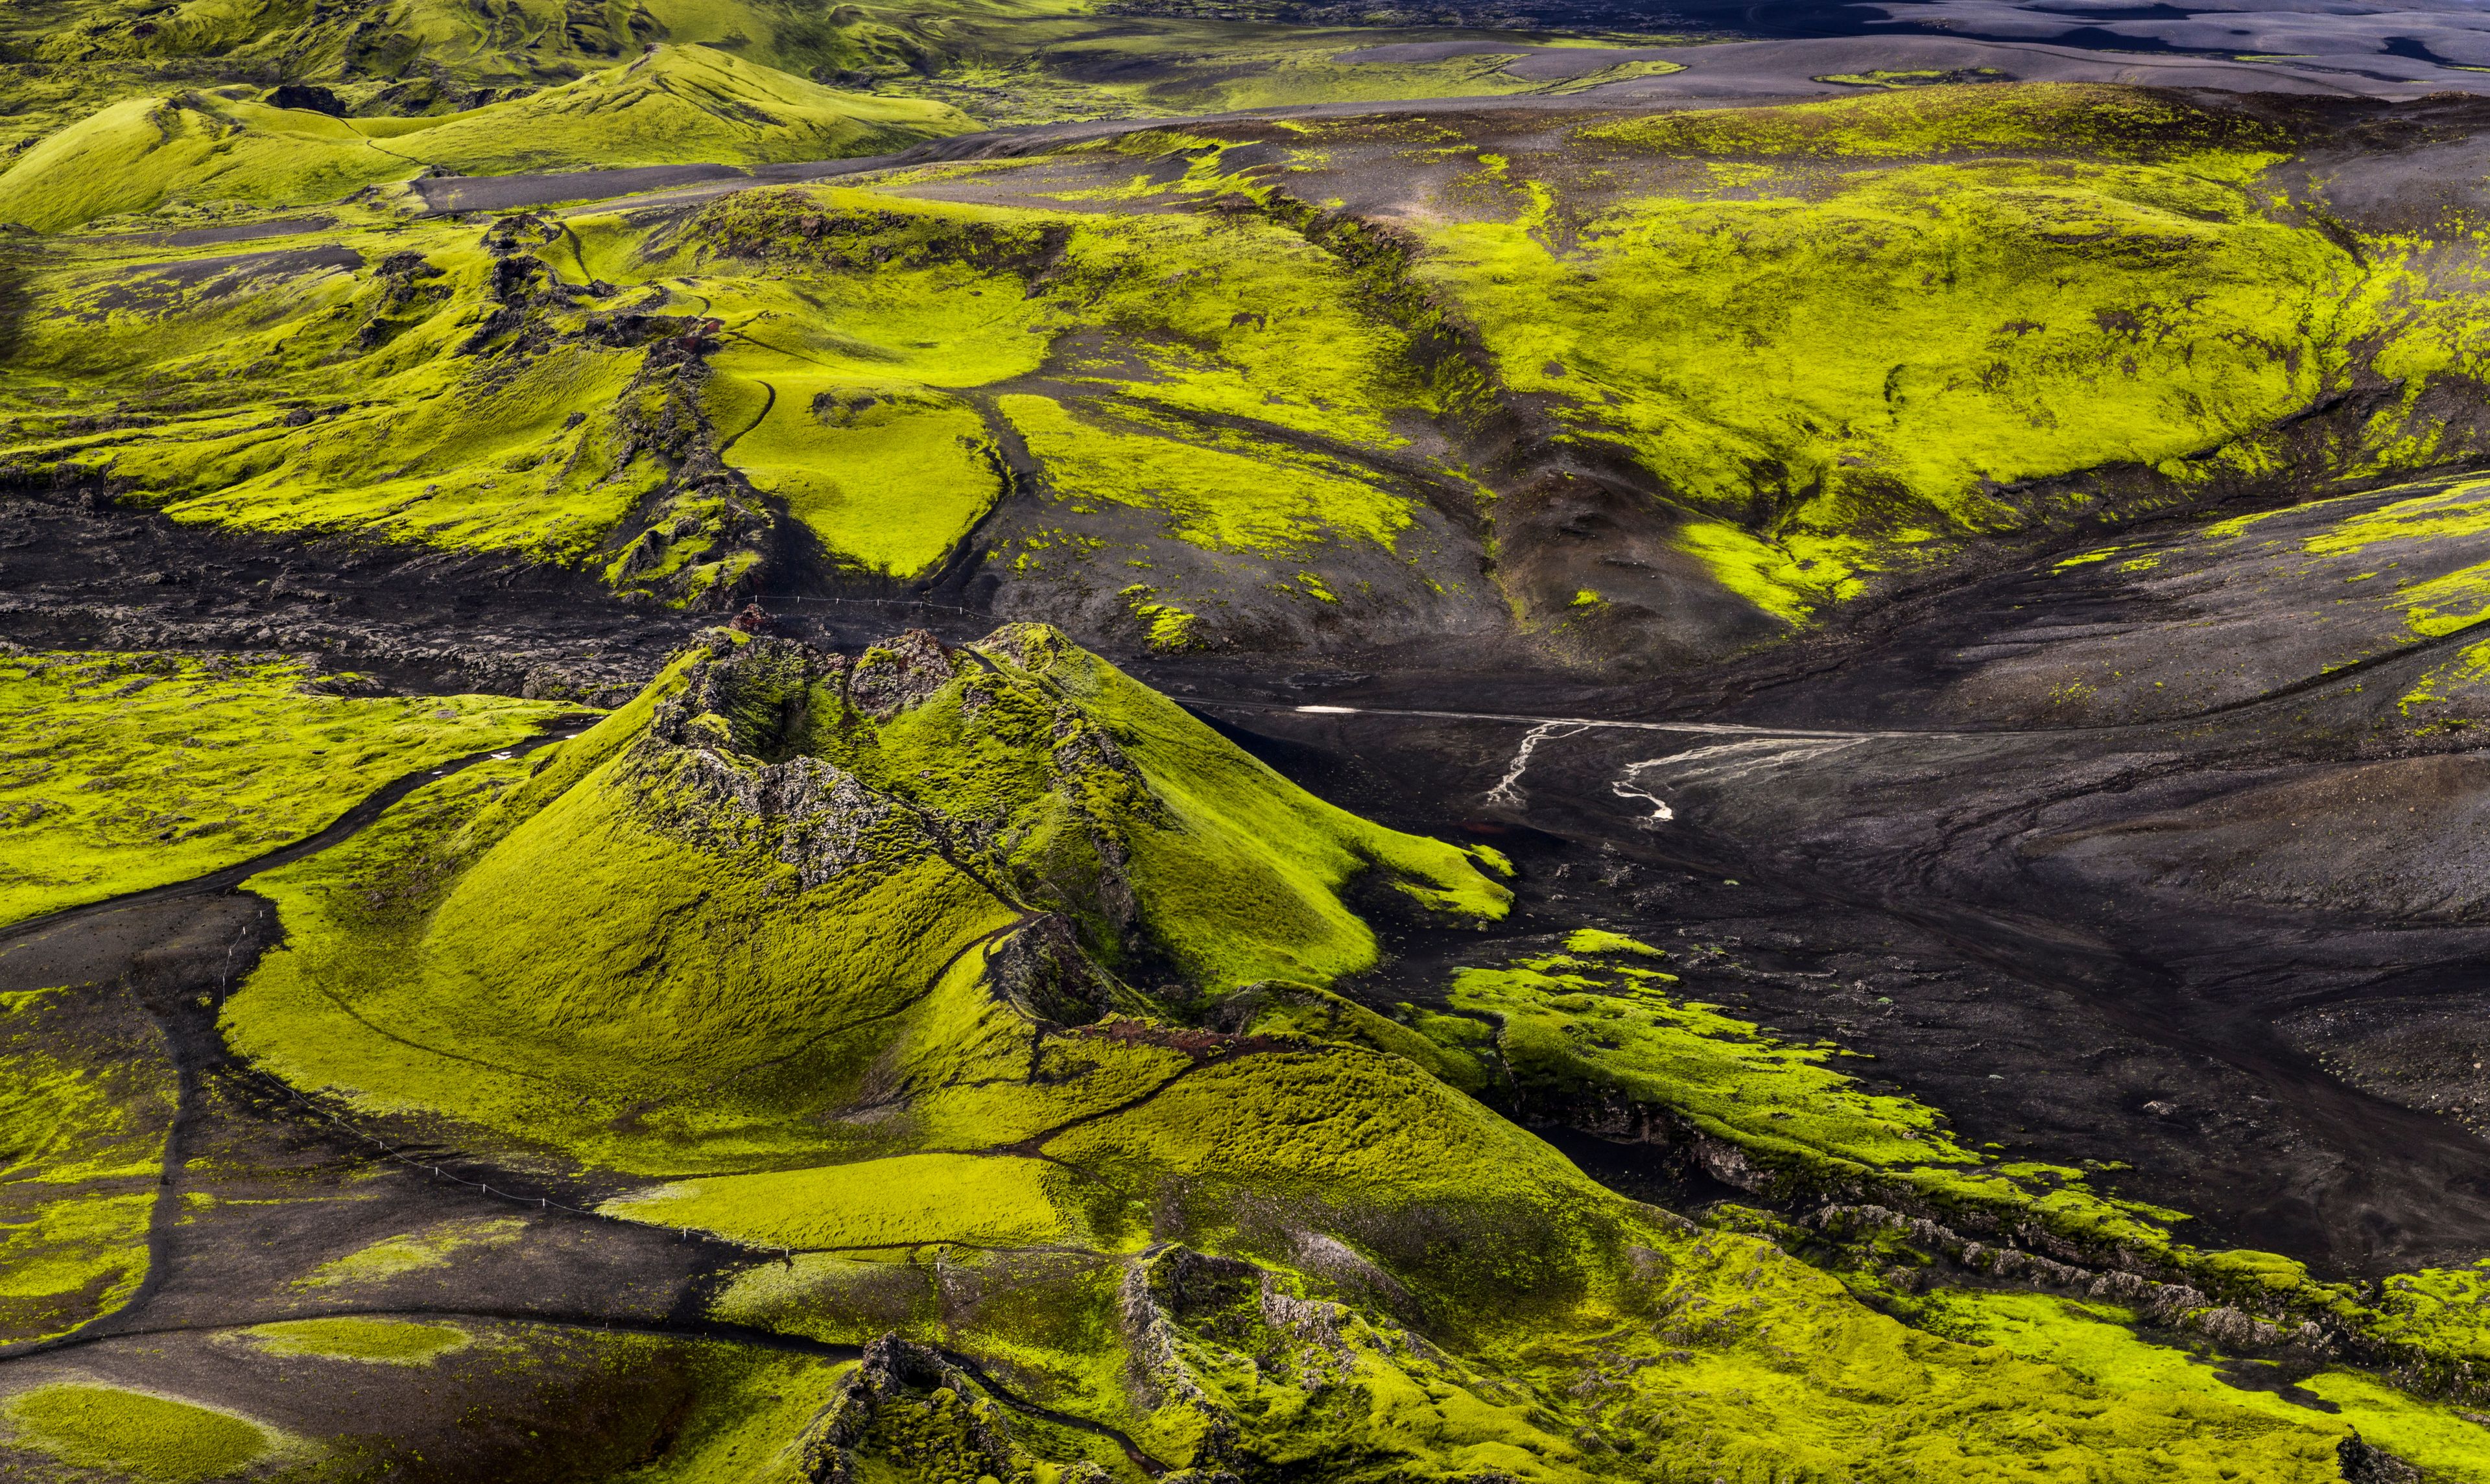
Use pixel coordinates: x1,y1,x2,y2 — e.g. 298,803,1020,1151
0,0,1694,164
0,45,973,233
48,625,2445,1479
224,622,1512,1170
14,84,2490,666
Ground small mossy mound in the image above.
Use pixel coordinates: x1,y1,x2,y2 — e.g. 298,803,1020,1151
0,1385,274,1483
236,1316,471,1363
226,623,1506,1171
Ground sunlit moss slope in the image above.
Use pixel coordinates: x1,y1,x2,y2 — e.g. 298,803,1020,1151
225,622,1507,1170
0,46,970,231
0,0,1686,171
0,983,175,1347
0,648,575,925
3,170,1475,632
212,628,2490,1479
24,86,2490,662
1401,85,2448,628
5,211,779,605
1416,931,2490,1479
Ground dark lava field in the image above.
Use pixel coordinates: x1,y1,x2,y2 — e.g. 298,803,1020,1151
12,0,2490,1478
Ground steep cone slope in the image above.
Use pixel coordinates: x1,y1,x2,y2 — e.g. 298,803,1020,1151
225,622,1509,1172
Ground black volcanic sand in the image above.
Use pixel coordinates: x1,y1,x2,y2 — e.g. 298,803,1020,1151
8,86,2490,1469
14,284,2490,1285
13,440,2490,1290
1139,502,2490,1275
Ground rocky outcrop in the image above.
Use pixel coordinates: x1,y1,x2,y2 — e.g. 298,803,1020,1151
848,629,956,718
794,1335,1030,1484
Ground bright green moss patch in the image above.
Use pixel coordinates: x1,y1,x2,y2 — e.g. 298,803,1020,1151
294,1216,527,1289
1445,947,1981,1172
1430,934,2490,1397
237,1316,471,1363
1430,936,2214,1265
715,380,1001,578
606,1153,1069,1249
0,985,176,1345
2399,638,2490,715
604,1347,853,1484
1927,1290,2490,1481
2365,1261,2490,1367
0,651,574,925
2299,475,2490,567
1416,137,2354,623
0,1385,275,1483
1002,394,1414,557
1563,928,1660,957
5,215,750,602
0,1192,154,1343
1045,1044,1594,1212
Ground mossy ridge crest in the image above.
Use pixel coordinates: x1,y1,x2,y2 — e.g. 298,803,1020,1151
0,45,972,233
224,622,1505,1175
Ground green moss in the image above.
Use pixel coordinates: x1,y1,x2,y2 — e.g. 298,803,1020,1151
1416,128,2353,622
2300,476,2490,550
709,1253,942,1345
0,47,970,231
716,381,1001,579
605,1152,1071,1249
225,626,1504,1173
1444,947,1982,1175
0,650,575,925
294,1216,527,1289
0,1385,276,1483
1585,82,2293,166
1228,980,1487,1090
237,1316,471,1363
1563,928,1660,957
1817,67,2013,90
0,982,178,1345
1002,393,1413,558
1927,1290,2490,1481
606,1347,855,1484
5,211,751,600
1430,936,2242,1277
